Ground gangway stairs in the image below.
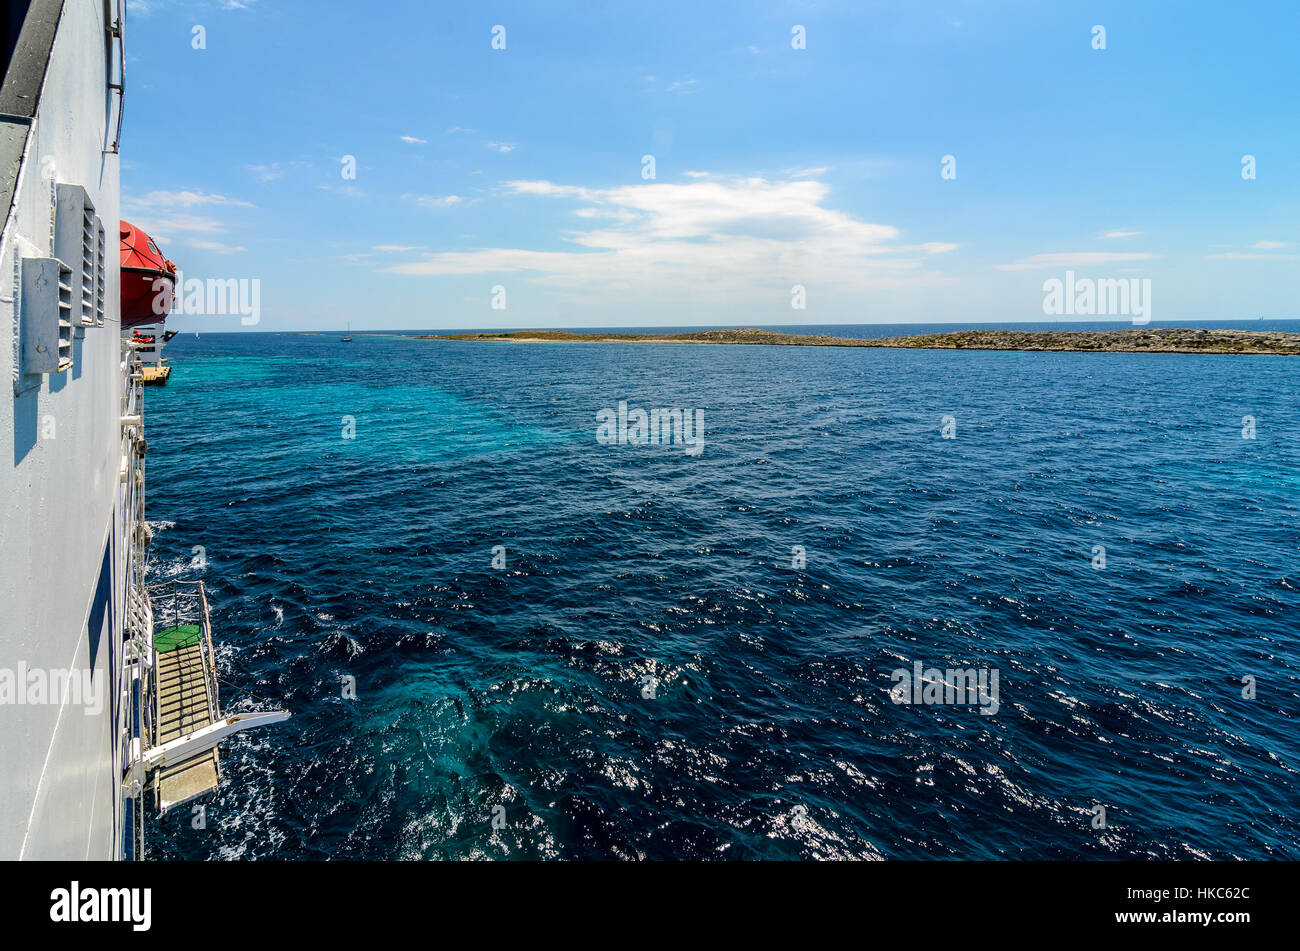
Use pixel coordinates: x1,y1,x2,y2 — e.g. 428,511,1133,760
154,620,220,813
140,581,290,814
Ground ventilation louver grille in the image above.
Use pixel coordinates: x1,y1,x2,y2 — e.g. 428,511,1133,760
53,183,103,328
95,219,106,325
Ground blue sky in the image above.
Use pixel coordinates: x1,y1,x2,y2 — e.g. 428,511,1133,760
121,0,1300,331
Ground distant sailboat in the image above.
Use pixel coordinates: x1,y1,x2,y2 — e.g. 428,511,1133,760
341,321,352,342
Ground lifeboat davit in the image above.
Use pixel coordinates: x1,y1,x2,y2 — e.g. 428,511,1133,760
120,220,177,328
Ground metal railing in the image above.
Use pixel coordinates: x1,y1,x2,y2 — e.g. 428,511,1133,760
118,339,150,860
148,579,221,725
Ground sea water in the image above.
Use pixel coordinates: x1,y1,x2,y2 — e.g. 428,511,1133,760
143,322,1300,859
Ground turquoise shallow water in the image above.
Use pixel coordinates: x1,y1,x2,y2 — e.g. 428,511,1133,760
143,324,1299,859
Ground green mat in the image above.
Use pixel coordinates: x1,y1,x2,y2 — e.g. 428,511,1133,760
154,623,201,653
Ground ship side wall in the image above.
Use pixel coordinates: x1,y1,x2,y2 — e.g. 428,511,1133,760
0,0,122,860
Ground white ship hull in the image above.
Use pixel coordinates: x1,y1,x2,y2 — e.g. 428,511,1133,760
1,0,126,860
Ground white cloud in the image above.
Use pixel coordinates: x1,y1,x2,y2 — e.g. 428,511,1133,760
1204,240,1297,260
486,142,516,153
399,135,427,144
996,252,1158,271
247,163,284,182
1099,230,1141,239
574,206,641,221
121,189,252,249
246,160,313,183
129,0,255,19
403,194,462,208
380,176,956,295
119,214,227,240
184,238,247,254
122,187,257,250
372,244,420,252
131,189,254,209
1206,251,1298,260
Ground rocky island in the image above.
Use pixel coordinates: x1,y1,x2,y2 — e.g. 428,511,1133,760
423,326,1300,354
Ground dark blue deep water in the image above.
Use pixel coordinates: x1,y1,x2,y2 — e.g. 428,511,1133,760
143,323,1300,860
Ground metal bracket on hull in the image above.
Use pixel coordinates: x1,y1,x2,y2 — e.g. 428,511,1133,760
104,0,125,154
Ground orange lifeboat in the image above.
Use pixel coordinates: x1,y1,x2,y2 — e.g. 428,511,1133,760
120,221,177,328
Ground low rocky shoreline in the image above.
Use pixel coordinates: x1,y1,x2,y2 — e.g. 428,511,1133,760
425,326,1300,354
